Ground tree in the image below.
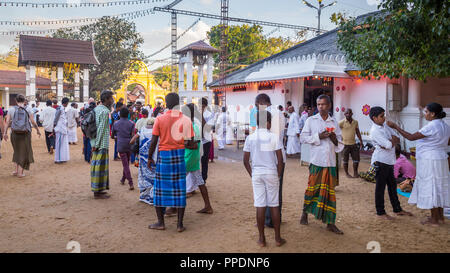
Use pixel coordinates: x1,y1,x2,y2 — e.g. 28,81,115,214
337,0,449,81
53,17,146,96
207,24,303,69
330,12,352,26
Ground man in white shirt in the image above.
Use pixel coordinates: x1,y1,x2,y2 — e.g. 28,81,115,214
40,100,56,154
299,95,344,234
369,106,412,220
67,103,80,145
53,97,70,163
286,106,301,156
201,98,215,183
243,110,285,247
255,93,286,228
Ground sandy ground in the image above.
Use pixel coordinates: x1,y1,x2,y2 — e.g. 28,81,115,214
0,129,449,253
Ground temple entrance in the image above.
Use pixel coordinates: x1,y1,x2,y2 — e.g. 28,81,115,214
303,77,334,113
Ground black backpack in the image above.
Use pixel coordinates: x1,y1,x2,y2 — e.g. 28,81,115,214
81,109,97,139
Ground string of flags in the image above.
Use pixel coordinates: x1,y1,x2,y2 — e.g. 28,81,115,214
0,8,156,35
0,0,169,8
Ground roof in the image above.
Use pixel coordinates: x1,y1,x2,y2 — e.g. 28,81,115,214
18,35,100,66
0,70,71,88
174,40,220,55
209,11,384,87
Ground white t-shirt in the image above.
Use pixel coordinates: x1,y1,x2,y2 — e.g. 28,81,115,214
243,128,283,175
417,119,450,160
201,109,215,144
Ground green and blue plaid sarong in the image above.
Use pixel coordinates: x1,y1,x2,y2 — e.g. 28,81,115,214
91,149,109,192
154,149,186,208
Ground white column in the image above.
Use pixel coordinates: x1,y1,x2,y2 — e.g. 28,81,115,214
29,64,36,103
5,87,10,108
206,53,213,90
26,65,30,98
74,68,80,102
186,50,193,91
57,64,64,102
83,67,89,102
178,61,185,92
51,68,57,95
405,78,421,110
197,64,204,91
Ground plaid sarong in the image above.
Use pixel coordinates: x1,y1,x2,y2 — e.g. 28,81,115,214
154,149,186,208
91,149,109,192
303,164,337,224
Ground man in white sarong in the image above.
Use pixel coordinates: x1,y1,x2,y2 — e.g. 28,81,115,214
67,102,79,145
215,106,233,150
53,97,70,163
286,106,301,156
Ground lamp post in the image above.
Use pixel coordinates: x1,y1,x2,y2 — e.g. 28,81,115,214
302,0,337,35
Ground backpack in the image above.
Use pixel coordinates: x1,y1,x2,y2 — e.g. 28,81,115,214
81,109,97,139
11,106,31,134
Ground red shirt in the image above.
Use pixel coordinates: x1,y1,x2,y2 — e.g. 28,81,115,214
152,110,194,151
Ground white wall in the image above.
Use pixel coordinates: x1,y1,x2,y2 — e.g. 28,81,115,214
225,82,287,124
334,77,388,141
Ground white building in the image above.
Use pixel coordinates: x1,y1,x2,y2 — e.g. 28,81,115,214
209,11,450,152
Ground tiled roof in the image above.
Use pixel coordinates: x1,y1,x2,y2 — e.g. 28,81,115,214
174,40,220,55
209,11,384,87
0,70,51,86
18,35,100,66
0,70,72,88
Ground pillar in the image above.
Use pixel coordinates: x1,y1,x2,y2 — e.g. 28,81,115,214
5,87,10,108
29,64,36,103
400,78,422,153
57,64,64,102
26,65,30,98
198,64,204,91
51,67,57,96
178,61,185,92
83,67,89,102
74,68,80,102
186,50,193,91
405,79,421,110
206,53,213,90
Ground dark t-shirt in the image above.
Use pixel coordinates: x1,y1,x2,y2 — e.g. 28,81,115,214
112,118,135,153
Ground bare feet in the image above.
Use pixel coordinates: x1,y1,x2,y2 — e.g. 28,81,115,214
327,224,344,235
149,223,165,230
378,214,395,220
17,173,26,178
186,192,194,198
50,148,54,154
395,210,413,216
129,186,134,190
197,207,213,214
276,238,287,247
427,216,445,224
421,218,439,227
353,173,360,178
346,174,353,179
177,226,186,232
257,239,266,247
12,172,18,176
300,213,308,225
94,193,110,199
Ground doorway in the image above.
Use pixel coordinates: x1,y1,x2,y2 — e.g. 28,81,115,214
303,77,334,114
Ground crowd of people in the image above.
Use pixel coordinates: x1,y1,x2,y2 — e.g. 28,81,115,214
0,90,448,247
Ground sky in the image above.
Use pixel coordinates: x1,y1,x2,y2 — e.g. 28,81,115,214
0,0,380,69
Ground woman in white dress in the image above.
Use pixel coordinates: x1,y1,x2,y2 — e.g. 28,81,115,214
388,102,449,226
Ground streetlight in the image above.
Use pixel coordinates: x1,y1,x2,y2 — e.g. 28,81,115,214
302,0,337,35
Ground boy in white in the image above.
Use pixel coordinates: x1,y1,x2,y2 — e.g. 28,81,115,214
243,110,285,247
369,106,412,220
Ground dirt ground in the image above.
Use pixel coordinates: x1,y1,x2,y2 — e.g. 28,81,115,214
0,130,449,253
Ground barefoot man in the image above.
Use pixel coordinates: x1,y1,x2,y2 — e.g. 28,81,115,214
147,92,195,232
299,95,344,235
339,108,364,179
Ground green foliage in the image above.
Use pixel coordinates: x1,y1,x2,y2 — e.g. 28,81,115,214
53,17,145,95
207,24,303,70
337,0,449,81
153,65,175,90
330,12,352,26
